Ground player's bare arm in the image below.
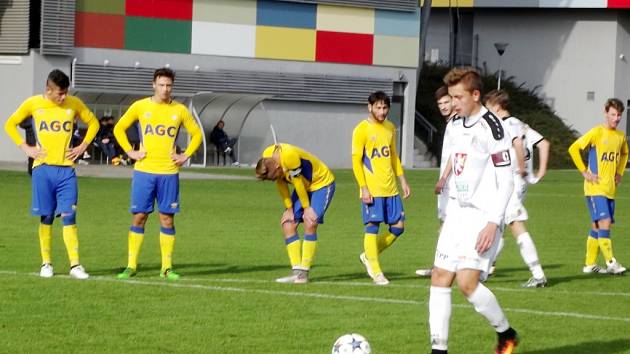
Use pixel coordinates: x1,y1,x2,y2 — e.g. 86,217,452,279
65,142,89,161
512,138,527,177
280,208,295,225
126,148,146,161
535,138,550,181
476,222,499,253
171,152,189,166
398,175,411,199
360,186,373,204
435,159,453,194
582,170,598,183
19,142,46,159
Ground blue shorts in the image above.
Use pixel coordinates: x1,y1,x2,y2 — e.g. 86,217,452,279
31,165,78,216
362,195,405,225
586,196,615,223
131,171,180,214
291,182,335,224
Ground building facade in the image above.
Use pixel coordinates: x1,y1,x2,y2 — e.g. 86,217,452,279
424,0,630,136
0,0,421,168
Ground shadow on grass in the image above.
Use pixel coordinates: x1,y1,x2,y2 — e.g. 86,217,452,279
524,338,630,354
89,262,227,276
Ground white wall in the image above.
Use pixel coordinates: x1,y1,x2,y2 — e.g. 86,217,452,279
615,13,630,135
474,10,619,134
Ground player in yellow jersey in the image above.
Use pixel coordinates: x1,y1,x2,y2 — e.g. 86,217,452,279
4,69,99,279
255,143,335,284
569,98,628,275
113,68,202,280
352,91,411,285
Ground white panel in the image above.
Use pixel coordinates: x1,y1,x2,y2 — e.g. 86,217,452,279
191,22,255,58
539,0,606,8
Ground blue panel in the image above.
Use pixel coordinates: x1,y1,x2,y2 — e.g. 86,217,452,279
588,147,598,174
300,158,313,182
374,8,420,37
256,0,316,29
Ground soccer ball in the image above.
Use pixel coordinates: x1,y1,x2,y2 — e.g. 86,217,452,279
332,333,371,354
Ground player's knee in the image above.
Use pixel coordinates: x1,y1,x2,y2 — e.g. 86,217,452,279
389,226,404,237
365,224,379,234
61,212,76,226
40,215,54,225
132,213,148,227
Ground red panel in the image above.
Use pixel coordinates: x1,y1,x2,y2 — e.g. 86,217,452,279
316,31,373,65
126,0,192,20
608,0,630,8
75,12,124,49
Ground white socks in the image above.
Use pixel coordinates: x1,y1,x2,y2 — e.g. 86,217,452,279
429,286,452,350
517,232,545,279
466,283,510,333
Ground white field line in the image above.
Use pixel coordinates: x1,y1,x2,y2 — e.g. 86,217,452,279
2,270,630,322
179,277,630,298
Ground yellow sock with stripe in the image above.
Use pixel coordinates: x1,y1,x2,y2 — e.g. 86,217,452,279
585,229,599,265
62,225,80,267
377,227,404,253
284,234,302,269
597,229,613,263
127,226,145,270
39,223,53,265
300,234,317,270
160,227,176,272
364,233,382,275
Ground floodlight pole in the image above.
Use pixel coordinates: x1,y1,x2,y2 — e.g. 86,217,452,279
494,42,509,90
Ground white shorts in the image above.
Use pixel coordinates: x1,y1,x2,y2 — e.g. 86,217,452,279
504,175,528,224
433,202,502,274
436,188,451,222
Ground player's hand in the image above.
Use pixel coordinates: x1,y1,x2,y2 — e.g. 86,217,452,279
582,170,598,183
303,206,318,226
171,152,189,166
360,186,373,204
615,173,622,186
435,177,446,194
280,208,295,225
20,143,46,159
476,222,498,254
400,180,411,199
127,149,146,161
102,138,110,144
65,142,88,161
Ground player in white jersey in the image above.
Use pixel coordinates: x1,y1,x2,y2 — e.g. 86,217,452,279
416,86,457,277
484,90,550,288
429,68,518,354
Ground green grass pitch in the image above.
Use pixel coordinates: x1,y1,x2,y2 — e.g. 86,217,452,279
1,168,629,353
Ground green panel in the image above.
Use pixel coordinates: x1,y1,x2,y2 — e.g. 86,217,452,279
76,0,125,15
125,17,191,54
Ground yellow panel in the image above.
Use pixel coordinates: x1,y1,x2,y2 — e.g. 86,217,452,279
255,26,316,61
373,35,419,68
316,5,374,34
421,0,474,7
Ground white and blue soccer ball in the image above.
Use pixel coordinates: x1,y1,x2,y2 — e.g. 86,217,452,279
332,333,371,354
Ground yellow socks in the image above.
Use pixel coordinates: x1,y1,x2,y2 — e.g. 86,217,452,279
62,225,80,267
39,223,53,265
364,233,382,275
597,229,613,262
127,226,145,270
160,227,176,272
284,234,302,268
585,234,599,265
301,234,317,270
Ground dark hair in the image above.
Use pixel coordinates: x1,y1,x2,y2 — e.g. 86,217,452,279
153,67,175,82
483,89,509,110
444,67,483,94
47,69,70,90
605,98,625,114
435,86,450,101
368,91,390,107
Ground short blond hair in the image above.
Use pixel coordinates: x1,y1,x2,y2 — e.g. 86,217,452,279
443,67,483,93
